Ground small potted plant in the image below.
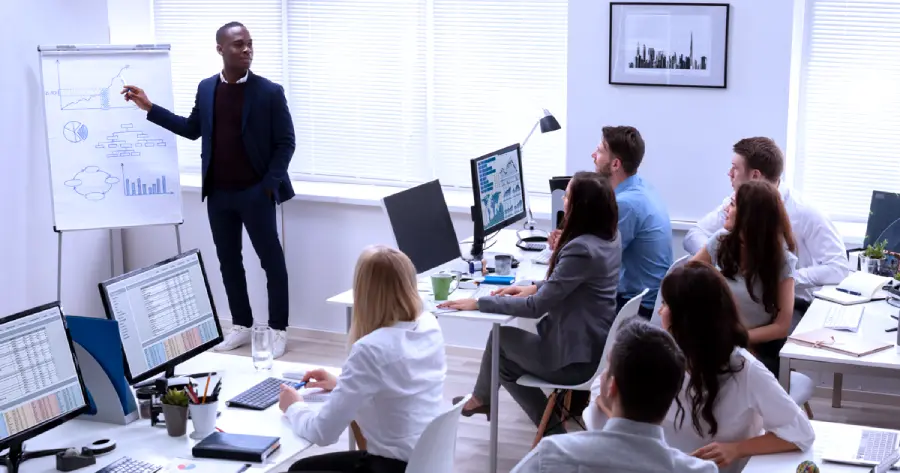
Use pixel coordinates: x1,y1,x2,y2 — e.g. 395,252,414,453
161,388,189,437
862,240,888,274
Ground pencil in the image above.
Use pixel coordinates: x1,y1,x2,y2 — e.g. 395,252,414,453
202,375,211,404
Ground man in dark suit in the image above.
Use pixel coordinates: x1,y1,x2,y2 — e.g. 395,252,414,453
122,21,294,358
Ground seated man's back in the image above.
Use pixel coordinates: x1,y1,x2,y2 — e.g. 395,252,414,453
520,419,716,473
511,320,716,473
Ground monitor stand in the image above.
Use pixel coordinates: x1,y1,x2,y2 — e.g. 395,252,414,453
2,442,67,473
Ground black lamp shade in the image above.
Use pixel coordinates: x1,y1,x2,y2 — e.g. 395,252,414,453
539,114,561,133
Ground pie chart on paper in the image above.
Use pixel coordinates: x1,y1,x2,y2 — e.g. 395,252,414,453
63,121,89,143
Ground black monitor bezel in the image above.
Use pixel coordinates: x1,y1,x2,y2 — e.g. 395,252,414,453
470,143,527,239
0,301,91,452
98,249,224,385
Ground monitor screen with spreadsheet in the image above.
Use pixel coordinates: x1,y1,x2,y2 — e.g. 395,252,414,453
0,302,89,449
99,249,223,384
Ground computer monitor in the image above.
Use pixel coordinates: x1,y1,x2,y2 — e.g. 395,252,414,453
470,143,527,257
0,302,90,473
382,179,462,273
864,191,900,254
99,249,223,384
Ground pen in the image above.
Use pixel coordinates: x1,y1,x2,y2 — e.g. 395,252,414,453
836,288,863,296
202,375,211,404
236,463,251,473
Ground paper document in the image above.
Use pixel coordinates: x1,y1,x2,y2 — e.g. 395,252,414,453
814,272,891,305
167,458,248,473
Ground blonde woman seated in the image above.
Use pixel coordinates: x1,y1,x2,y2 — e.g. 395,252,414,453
692,179,798,376
584,261,814,473
278,246,446,473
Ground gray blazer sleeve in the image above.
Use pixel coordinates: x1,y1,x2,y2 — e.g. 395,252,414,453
477,240,591,319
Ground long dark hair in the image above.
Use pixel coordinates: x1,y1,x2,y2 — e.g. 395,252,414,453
661,261,749,437
547,172,618,276
717,180,796,318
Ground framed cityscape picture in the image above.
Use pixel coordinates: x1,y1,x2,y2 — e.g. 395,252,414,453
609,2,730,88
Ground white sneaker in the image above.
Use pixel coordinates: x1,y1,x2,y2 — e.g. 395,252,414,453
272,330,287,359
215,325,251,352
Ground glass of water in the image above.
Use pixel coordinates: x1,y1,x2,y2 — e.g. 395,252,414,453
251,326,274,371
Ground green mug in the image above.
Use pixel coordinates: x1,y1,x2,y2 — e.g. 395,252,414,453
431,272,459,301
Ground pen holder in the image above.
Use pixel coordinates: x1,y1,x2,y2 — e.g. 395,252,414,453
189,401,219,440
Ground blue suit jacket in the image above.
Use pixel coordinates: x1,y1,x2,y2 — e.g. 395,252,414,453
147,71,296,203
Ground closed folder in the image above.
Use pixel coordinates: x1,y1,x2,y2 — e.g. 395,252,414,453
192,432,280,463
788,328,892,358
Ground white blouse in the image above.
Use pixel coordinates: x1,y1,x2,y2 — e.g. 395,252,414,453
284,312,446,461
585,348,815,473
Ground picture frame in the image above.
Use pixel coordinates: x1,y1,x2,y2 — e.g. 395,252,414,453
609,2,730,88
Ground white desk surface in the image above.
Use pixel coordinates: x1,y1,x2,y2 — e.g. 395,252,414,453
23,352,339,473
780,297,900,370
326,229,548,325
744,420,877,472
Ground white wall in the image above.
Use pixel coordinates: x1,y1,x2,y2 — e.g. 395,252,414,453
566,0,798,222
1,0,114,318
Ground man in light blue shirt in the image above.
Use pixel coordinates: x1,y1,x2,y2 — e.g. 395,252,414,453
593,126,672,316
548,127,672,317
511,320,717,473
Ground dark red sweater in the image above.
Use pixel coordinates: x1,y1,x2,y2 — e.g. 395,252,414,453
210,82,260,191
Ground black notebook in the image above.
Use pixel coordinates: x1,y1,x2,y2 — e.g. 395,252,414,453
192,432,281,463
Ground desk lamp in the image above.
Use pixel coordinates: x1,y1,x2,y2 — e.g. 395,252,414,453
518,109,561,243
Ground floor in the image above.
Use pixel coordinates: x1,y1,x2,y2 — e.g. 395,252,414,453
231,331,900,473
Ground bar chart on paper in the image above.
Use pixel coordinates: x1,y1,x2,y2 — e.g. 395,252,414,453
121,163,174,197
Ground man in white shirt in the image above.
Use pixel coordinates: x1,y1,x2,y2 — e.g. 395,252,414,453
512,320,717,473
683,137,849,326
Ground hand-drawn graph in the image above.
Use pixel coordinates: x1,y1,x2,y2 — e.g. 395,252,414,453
64,166,120,201
46,60,135,111
62,121,88,143
95,123,166,158
121,163,174,197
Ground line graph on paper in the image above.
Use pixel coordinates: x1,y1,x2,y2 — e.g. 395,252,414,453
45,60,136,111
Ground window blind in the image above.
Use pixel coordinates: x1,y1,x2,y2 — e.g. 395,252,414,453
153,0,284,172
286,1,429,182
154,0,567,192
431,0,568,192
796,0,900,222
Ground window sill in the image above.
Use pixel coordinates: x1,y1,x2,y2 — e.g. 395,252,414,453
178,173,555,220
177,174,728,233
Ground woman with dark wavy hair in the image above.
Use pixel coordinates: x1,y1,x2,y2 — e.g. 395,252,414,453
692,179,797,375
585,261,814,472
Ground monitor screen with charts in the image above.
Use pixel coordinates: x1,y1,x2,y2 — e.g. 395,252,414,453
0,302,89,450
99,250,223,384
471,144,526,235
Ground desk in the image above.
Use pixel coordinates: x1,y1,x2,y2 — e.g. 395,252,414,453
23,352,339,472
326,229,547,473
779,298,900,407
744,420,874,472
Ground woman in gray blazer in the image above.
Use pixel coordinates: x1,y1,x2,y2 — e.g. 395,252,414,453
439,172,621,435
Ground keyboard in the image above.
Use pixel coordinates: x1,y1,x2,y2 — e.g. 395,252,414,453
520,241,547,251
96,456,161,473
532,248,553,265
823,304,865,332
226,377,304,410
472,285,494,299
859,430,898,462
